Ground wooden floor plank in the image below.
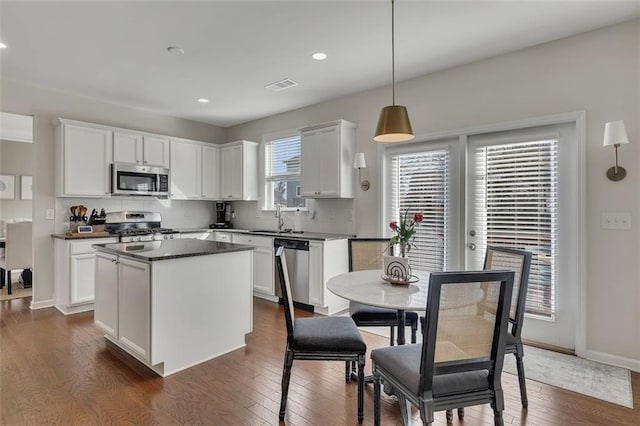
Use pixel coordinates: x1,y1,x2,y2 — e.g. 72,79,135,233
1,296,638,425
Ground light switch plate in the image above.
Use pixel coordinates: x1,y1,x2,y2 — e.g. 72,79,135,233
601,212,631,230
45,209,55,220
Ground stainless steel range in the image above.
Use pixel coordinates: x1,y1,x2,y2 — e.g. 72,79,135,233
104,211,180,243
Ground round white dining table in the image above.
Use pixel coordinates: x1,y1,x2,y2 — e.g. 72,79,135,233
327,269,431,345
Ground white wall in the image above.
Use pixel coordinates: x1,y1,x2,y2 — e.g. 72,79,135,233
0,80,226,307
227,20,640,366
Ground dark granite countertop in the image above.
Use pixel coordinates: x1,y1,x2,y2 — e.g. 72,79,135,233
51,233,118,240
218,229,354,241
93,239,253,262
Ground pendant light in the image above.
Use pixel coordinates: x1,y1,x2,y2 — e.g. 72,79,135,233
374,0,414,143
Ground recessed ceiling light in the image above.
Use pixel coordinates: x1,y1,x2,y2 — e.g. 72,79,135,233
312,52,327,60
167,46,184,55
197,98,209,103
0,42,7,49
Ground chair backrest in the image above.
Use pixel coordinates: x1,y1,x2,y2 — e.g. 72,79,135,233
5,221,32,270
275,246,296,342
419,270,514,395
483,246,532,337
348,238,391,272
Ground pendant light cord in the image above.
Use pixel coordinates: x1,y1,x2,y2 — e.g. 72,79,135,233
391,0,396,106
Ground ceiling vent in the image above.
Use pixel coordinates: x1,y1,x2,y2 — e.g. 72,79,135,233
265,78,298,92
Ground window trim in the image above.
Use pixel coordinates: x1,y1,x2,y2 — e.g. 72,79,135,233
260,128,308,212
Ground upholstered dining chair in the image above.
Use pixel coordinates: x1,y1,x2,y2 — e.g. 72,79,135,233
0,221,32,295
372,270,515,426
275,246,367,424
348,238,419,345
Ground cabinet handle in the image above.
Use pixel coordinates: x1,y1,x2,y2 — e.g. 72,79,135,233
143,160,148,164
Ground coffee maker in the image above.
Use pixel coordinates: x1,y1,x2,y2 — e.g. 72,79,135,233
210,202,232,229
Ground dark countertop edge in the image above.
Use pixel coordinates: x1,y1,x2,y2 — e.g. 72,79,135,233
51,233,118,240
92,242,254,262
216,229,354,241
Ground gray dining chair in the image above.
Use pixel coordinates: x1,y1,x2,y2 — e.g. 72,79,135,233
372,269,515,426
0,221,32,295
275,246,367,424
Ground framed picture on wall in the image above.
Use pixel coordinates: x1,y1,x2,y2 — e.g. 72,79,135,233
21,175,33,200
0,175,15,199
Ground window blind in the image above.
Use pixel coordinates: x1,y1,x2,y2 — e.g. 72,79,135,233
265,135,301,182
473,139,558,318
390,150,449,273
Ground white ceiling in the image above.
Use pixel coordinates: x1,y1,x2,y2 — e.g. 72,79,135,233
1,1,638,128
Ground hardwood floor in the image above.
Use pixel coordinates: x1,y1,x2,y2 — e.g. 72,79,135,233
1,296,639,425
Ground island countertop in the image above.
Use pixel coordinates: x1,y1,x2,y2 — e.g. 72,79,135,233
93,239,253,262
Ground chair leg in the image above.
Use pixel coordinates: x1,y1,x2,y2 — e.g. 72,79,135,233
374,372,381,426
457,407,464,419
411,319,417,344
345,361,352,383
0,267,4,289
357,354,365,424
493,410,504,426
446,409,453,423
7,270,11,295
279,349,294,421
390,326,395,346
515,352,529,408
419,399,432,426
398,393,411,426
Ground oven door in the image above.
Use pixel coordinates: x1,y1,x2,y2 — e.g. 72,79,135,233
111,163,169,196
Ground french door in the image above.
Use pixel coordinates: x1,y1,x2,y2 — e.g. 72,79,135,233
466,123,578,350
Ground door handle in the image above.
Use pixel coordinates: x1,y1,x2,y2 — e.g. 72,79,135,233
468,243,476,251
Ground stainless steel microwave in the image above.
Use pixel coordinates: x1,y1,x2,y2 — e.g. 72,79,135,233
111,163,170,197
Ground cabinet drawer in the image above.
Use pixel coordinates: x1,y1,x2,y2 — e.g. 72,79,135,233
70,238,117,254
233,234,273,248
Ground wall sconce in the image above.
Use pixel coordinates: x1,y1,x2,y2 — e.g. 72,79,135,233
603,120,630,181
353,152,370,191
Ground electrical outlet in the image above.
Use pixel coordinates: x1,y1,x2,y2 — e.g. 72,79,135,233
601,212,631,230
45,209,55,220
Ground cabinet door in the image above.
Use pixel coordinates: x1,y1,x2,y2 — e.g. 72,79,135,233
253,247,275,295
309,241,324,306
70,253,96,305
63,124,112,197
118,257,151,361
316,127,339,196
143,135,170,167
170,140,202,199
214,232,232,243
95,253,118,337
202,145,221,200
300,130,321,197
220,144,242,199
113,131,143,164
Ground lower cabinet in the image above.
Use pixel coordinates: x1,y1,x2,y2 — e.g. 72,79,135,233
232,234,274,298
55,237,118,315
95,252,151,361
308,239,349,315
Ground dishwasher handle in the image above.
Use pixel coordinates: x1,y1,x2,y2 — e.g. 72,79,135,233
274,238,309,251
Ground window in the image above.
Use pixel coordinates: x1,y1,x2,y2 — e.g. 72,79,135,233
263,134,306,210
470,138,558,318
388,149,450,273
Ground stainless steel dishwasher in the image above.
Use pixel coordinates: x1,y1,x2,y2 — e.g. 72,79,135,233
274,238,311,310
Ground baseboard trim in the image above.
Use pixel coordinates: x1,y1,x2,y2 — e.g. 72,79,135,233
586,349,640,373
30,299,55,310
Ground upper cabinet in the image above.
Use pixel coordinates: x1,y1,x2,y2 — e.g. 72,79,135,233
300,120,355,198
202,144,220,200
113,132,169,167
55,119,113,197
170,138,202,200
220,140,258,200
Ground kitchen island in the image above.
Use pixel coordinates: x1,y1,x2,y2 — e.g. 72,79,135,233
92,239,254,377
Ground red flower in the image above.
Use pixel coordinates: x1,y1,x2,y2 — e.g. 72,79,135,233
414,213,424,223
389,221,398,231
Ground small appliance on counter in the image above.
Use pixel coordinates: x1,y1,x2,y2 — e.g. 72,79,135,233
210,202,233,229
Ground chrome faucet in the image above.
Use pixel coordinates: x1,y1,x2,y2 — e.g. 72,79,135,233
275,204,285,232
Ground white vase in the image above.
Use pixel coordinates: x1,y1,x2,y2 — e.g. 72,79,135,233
383,255,411,281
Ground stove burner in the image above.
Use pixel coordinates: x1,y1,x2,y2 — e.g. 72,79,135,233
117,227,177,236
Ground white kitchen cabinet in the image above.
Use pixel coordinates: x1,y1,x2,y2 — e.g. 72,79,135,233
55,120,113,197
179,230,213,240
113,131,170,167
308,239,349,315
170,139,202,199
202,144,221,200
233,234,274,297
94,252,119,337
118,256,151,361
214,232,233,243
220,140,258,200
300,120,355,198
54,237,118,315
